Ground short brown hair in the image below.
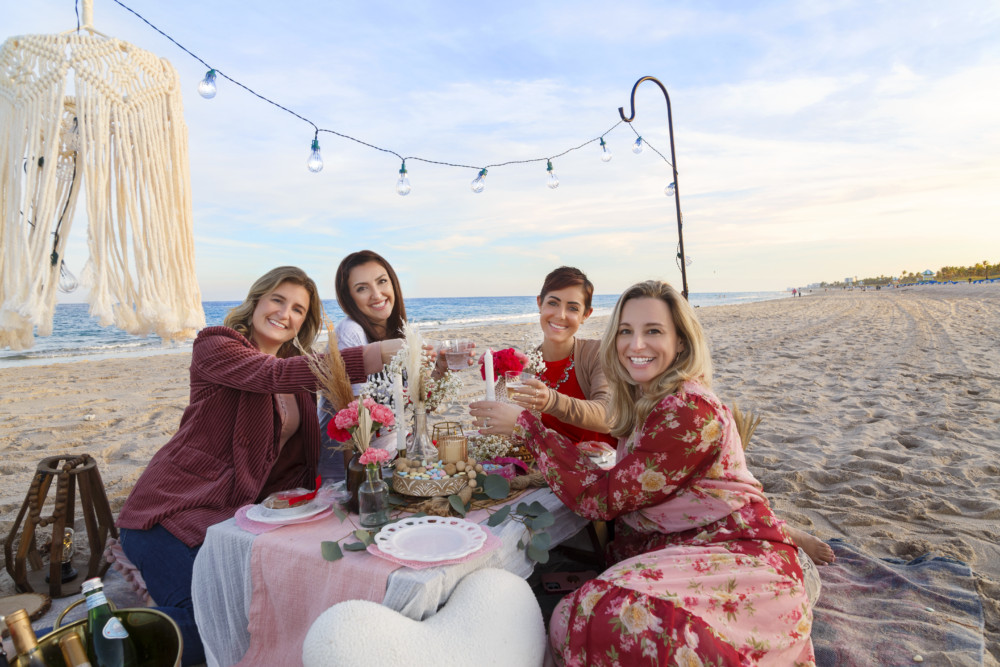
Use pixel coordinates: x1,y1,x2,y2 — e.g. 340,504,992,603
538,266,594,310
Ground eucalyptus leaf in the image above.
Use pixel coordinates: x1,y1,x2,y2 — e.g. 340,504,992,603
387,494,406,506
482,474,510,500
343,541,368,552
530,531,552,550
516,502,531,515
320,541,343,562
331,505,347,522
528,512,555,530
487,505,511,527
449,494,468,516
527,501,547,516
526,544,550,564
354,529,374,545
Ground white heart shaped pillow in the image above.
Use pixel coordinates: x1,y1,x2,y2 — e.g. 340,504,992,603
302,568,547,667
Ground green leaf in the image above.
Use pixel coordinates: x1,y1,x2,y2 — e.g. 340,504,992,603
482,475,510,500
527,501,547,516
472,492,491,501
387,494,407,506
527,512,555,530
530,531,552,551
449,494,468,516
354,529,374,545
343,541,368,552
331,505,347,522
515,502,531,515
517,538,525,549
526,544,550,564
487,505,511,527
321,541,343,561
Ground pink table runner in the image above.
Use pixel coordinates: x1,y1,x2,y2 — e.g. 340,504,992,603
236,513,401,667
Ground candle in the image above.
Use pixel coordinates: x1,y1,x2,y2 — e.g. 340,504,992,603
392,373,406,453
484,349,495,401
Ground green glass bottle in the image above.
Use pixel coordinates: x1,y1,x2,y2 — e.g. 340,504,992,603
81,578,137,667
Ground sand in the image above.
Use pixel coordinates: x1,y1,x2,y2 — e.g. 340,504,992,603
2,284,998,662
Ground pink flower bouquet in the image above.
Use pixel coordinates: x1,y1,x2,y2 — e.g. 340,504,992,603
327,397,395,453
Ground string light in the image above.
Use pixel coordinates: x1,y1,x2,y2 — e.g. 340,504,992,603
632,136,644,154
396,160,411,196
599,137,613,162
546,160,559,189
470,168,487,193
665,181,675,197
108,0,675,192
197,69,217,98
307,135,323,173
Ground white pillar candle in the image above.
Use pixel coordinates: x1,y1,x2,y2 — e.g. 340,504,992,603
484,349,495,401
392,373,406,453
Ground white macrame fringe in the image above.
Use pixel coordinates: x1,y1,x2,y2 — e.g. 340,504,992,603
0,33,204,351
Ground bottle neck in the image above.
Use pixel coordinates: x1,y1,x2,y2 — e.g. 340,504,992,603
85,589,109,610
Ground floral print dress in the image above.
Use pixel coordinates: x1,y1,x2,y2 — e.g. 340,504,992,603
516,381,815,666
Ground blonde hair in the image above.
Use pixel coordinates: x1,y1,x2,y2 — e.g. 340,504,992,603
224,266,323,359
599,280,713,438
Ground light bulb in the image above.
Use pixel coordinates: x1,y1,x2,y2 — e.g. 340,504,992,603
665,181,676,197
632,136,644,154
546,160,559,189
599,137,613,162
396,161,411,196
307,138,323,173
57,260,79,293
470,168,487,193
198,69,217,99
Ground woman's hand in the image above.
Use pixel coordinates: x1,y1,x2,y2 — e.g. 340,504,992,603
468,400,525,437
508,378,550,413
380,339,404,365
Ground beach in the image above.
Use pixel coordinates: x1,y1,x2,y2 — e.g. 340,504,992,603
2,284,998,662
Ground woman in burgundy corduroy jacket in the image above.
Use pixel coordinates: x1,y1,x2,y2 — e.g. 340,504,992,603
117,266,400,666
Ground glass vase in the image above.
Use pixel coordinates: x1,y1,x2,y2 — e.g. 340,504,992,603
358,467,390,531
408,403,437,462
346,452,365,514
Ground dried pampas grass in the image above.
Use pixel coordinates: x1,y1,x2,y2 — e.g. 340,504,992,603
307,321,354,415
731,404,763,450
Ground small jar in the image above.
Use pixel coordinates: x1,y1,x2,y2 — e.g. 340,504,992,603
358,466,390,531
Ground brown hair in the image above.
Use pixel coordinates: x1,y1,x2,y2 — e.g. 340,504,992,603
334,250,406,342
538,266,594,310
599,280,713,437
223,266,323,358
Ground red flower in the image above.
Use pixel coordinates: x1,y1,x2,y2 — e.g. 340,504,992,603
478,347,529,380
326,420,352,442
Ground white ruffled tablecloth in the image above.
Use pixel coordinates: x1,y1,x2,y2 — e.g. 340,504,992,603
191,487,586,667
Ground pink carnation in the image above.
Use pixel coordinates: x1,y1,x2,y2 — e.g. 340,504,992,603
369,403,395,428
359,448,393,466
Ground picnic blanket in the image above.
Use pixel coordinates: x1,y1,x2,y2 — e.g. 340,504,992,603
811,539,984,666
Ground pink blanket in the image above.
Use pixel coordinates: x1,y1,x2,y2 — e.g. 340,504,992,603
237,514,401,667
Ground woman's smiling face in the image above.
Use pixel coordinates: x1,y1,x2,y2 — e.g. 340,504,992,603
537,286,592,348
615,297,683,392
250,281,310,356
348,261,395,328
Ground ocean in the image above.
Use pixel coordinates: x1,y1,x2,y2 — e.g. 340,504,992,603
0,292,788,367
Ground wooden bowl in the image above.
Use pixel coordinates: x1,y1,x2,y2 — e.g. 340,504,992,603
391,474,468,498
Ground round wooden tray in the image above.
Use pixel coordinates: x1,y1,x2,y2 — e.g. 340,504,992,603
0,592,51,633
391,474,468,497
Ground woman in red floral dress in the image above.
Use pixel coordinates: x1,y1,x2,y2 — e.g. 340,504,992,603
471,280,815,666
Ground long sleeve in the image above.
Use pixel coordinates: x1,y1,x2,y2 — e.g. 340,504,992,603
517,389,725,521
539,338,610,433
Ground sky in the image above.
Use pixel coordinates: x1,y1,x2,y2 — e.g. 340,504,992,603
5,0,999,300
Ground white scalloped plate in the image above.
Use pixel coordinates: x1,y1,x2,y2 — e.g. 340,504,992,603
246,497,331,524
374,516,487,562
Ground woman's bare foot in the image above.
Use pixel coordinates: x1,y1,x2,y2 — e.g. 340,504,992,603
787,526,836,565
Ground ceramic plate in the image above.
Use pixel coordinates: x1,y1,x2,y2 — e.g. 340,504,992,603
245,497,331,524
374,516,487,562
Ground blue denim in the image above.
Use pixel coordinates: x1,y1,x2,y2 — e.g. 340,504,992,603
118,525,205,666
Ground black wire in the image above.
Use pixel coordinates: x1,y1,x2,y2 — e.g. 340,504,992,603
74,0,81,33
626,122,673,168
106,0,668,175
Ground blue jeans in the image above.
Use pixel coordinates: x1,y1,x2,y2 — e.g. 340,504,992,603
118,525,205,666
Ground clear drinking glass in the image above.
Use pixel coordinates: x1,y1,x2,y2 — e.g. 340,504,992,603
504,370,529,399
444,339,474,371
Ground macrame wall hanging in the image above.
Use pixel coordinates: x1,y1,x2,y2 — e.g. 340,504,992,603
0,3,204,350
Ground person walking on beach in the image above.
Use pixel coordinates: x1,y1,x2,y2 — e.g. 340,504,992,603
116,266,399,666
471,280,815,665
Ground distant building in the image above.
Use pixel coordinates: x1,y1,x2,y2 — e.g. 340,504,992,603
844,277,854,284
921,270,935,281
